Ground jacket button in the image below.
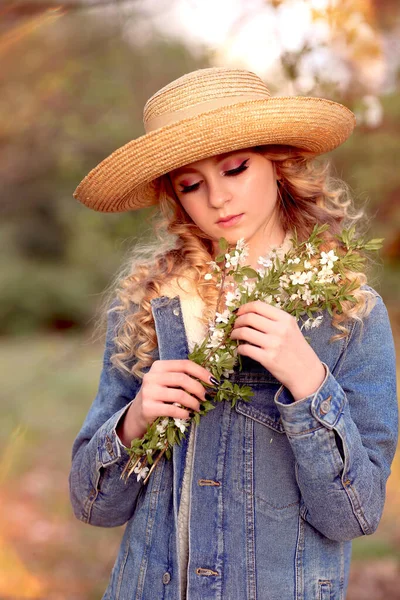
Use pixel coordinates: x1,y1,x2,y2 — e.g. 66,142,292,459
162,572,171,584
105,438,114,456
173,308,180,316
320,396,332,415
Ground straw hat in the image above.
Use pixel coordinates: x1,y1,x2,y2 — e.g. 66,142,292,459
73,67,356,213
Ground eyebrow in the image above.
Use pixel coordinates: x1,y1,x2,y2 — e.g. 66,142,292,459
171,150,248,176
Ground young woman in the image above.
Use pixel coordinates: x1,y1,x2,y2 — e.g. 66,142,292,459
69,67,398,600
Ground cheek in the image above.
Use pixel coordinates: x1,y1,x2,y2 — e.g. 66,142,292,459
178,198,205,225
243,172,278,209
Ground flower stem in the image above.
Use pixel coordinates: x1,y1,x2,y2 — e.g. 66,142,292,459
143,442,168,484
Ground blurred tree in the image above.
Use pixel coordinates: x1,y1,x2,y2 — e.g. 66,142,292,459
0,2,210,333
236,0,400,303
221,0,400,310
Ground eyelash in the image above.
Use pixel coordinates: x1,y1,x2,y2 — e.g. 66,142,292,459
179,159,249,194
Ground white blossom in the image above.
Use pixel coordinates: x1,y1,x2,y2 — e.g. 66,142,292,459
301,288,313,305
242,280,256,294
235,238,247,251
156,418,169,435
225,250,241,270
312,293,322,302
313,316,324,328
222,368,234,378
225,289,241,307
207,260,221,272
317,265,335,284
204,273,213,280
215,309,230,324
305,242,315,256
258,256,273,269
206,329,225,349
134,465,150,482
302,315,324,330
236,238,250,264
174,418,188,433
279,274,291,288
290,271,313,286
320,250,339,269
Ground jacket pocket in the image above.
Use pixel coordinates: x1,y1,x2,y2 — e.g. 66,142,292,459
232,382,300,520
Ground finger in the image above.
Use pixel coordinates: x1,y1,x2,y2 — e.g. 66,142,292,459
236,343,267,365
157,403,191,421
154,385,201,412
236,300,284,321
152,372,206,402
151,359,215,385
230,326,267,349
233,312,280,335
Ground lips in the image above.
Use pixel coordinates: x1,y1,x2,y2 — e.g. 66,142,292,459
216,213,244,228
217,213,242,223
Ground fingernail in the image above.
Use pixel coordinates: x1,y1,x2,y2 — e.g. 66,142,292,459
232,307,239,313
205,392,215,401
209,376,220,387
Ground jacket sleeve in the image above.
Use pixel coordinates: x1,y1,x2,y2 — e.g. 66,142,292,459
274,294,398,542
69,306,147,527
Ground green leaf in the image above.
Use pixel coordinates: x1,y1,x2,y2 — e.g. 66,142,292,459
201,400,215,411
218,237,228,252
241,267,258,278
167,427,176,447
364,238,384,251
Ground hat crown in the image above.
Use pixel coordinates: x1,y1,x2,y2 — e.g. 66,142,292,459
143,67,271,133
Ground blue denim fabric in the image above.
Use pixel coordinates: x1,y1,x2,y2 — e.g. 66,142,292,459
69,287,398,600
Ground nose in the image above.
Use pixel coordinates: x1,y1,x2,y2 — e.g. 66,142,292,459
206,178,232,209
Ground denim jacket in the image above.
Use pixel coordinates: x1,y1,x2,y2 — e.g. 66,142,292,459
69,287,398,600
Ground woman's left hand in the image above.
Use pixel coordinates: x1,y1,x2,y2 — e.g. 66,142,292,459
230,300,326,401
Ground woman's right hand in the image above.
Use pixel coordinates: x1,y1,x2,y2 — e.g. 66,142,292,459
116,359,216,447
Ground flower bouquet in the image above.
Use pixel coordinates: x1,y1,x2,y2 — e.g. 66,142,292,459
121,224,382,483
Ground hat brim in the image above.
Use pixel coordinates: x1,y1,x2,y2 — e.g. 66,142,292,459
73,96,356,213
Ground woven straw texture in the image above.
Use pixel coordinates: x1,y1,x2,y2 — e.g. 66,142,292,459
73,67,356,213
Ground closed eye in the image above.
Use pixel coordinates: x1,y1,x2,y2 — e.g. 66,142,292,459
180,181,201,194
224,159,249,177
178,158,249,194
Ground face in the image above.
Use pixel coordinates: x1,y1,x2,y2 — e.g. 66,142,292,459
169,149,285,262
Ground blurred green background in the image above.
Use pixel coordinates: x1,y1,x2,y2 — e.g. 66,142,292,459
1,0,399,598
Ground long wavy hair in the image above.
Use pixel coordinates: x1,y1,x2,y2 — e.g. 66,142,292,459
105,144,375,378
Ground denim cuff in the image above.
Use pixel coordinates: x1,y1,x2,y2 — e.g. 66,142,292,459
115,401,134,452
274,363,346,435
96,400,134,467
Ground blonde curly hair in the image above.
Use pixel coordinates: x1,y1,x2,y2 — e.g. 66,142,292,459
107,144,375,378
